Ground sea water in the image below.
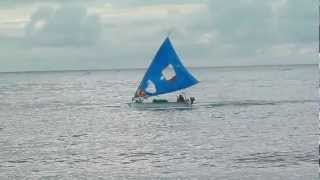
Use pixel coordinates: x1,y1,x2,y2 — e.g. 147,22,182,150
0,64,317,179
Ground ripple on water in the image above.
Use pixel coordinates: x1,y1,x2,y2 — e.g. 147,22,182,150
233,151,317,168
71,133,88,138
7,160,29,164
0,66,316,179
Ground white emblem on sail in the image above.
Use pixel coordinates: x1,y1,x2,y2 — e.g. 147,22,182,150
145,80,156,93
161,64,176,81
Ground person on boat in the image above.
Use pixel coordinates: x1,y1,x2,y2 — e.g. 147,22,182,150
190,97,195,104
177,94,186,103
132,89,145,103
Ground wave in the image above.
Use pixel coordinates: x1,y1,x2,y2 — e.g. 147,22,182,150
200,99,318,108
233,151,317,168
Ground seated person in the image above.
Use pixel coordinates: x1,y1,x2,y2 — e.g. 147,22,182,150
177,94,185,103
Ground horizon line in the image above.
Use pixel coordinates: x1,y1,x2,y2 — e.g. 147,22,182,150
0,63,317,74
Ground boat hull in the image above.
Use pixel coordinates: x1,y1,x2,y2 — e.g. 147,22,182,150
128,102,193,110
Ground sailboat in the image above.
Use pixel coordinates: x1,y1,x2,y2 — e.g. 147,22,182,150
130,37,199,108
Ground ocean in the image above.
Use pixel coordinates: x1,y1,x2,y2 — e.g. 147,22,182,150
0,64,317,179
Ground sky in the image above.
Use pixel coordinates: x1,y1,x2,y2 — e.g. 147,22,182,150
0,0,317,72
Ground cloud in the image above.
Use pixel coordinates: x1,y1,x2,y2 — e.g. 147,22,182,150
209,0,274,45
25,3,102,47
0,1,317,72
275,0,317,43
206,0,317,59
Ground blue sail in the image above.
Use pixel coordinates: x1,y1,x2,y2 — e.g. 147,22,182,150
135,37,199,97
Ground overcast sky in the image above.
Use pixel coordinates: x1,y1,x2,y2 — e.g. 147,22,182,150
0,0,317,72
